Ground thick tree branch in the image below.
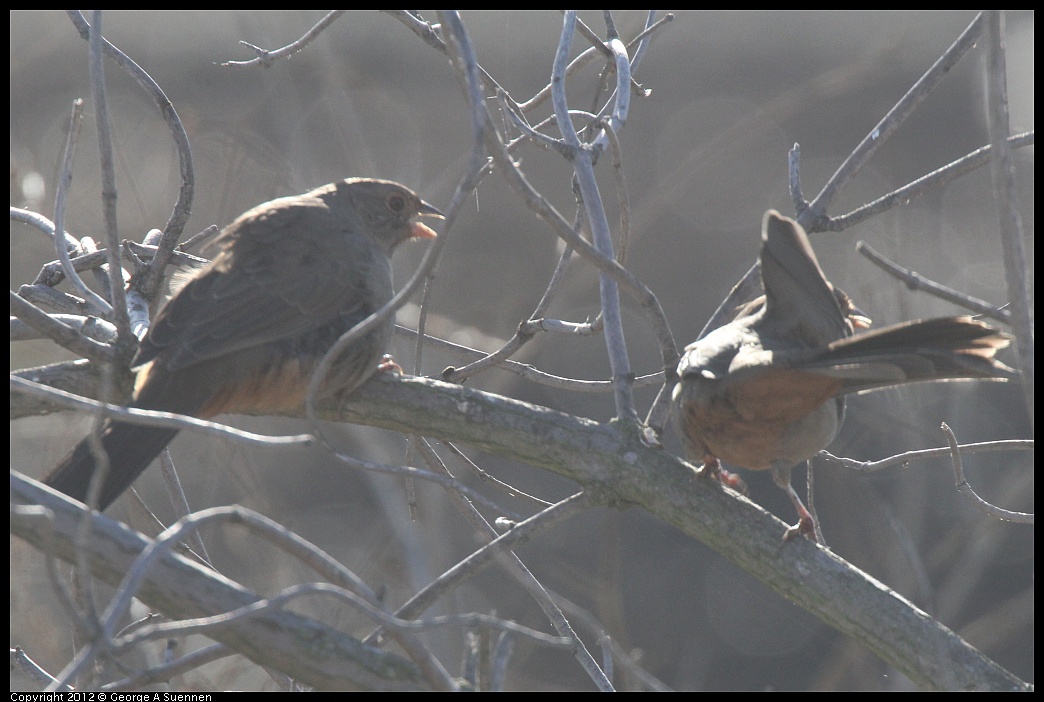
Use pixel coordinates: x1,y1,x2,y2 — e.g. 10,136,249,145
10,482,429,691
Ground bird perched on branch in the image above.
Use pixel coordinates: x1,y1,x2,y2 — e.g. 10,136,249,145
45,178,442,510
671,210,1014,541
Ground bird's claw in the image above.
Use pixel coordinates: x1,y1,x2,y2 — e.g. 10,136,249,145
378,354,403,375
781,515,818,544
695,457,749,496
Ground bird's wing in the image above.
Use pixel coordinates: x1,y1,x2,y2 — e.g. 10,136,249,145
759,211,849,347
134,200,386,373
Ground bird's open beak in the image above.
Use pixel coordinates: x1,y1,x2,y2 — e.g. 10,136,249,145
410,200,444,240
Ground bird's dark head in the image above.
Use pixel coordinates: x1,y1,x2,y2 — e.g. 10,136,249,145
328,178,442,254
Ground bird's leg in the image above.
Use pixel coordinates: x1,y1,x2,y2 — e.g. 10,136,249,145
697,453,749,496
772,462,820,543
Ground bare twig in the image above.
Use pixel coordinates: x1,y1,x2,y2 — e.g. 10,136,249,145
103,642,234,692
117,581,571,649
407,15,680,387
984,11,1034,423
306,439,527,517
10,375,312,447
443,211,583,384
16,283,110,318
553,11,637,424
221,10,347,67
428,16,614,690
10,487,431,691
489,631,515,691
10,644,73,691
819,439,1033,473
410,8,489,379
10,206,80,251
518,12,670,111
366,491,590,638
52,99,112,317
104,506,456,690
799,12,985,229
88,11,132,350
66,11,195,299
940,423,1032,523
11,314,117,345
156,450,211,564
548,595,673,691
855,241,1012,322
598,117,632,265
175,224,220,252
10,293,115,364
439,440,554,508
402,325,664,390
822,132,1034,231
383,11,507,99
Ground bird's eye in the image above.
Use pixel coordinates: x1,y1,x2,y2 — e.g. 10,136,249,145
387,194,407,213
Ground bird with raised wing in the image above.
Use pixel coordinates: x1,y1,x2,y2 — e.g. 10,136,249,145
672,210,1014,541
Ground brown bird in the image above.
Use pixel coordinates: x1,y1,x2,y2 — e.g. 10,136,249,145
45,178,442,510
671,210,1014,541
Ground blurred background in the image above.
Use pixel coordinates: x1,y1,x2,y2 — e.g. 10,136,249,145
11,10,1033,691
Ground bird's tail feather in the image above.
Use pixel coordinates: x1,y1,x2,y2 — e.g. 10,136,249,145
43,422,180,510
